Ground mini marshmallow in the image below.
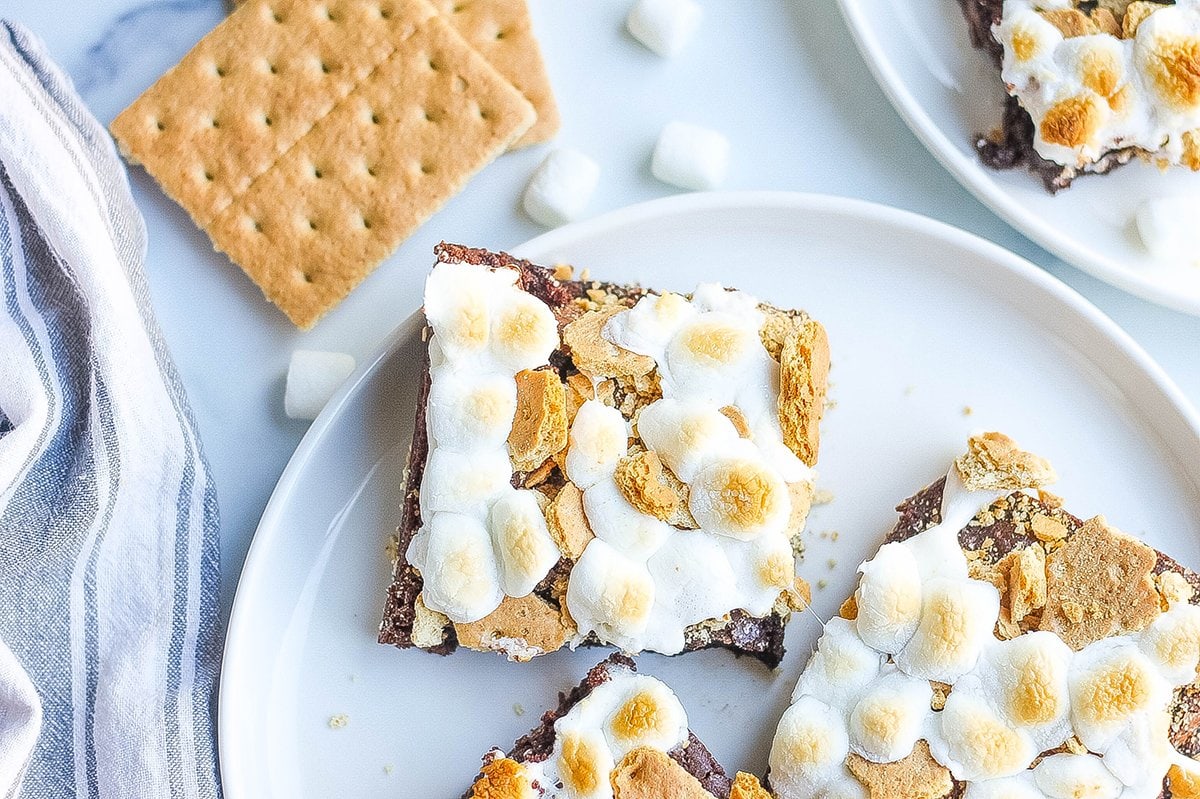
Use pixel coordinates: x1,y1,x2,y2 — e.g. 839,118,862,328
419,447,513,518
847,667,932,763
719,530,797,617
932,691,1037,781
625,0,702,57
1100,709,1173,789
601,675,689,759
1135,198,1200,262
961,776,1042,799
769,696,851,799
583,476,674,560
1068,638,1170,752
854,542,924,655
490,489,561,597
417,511,505,623
663,313,761,405
1031,754,1122,799
646,529,738,627
792,617,885,709
895,576,1000,683
490,291,558,373
565,400,630,489
284,349,356,420
566,539,656,642
1139,601,1200,685
688,454,790,540
602,291,696,358
548,727,616,799
522,148,601,228
651,121,730,191
634,399,740,482
426,369,517,451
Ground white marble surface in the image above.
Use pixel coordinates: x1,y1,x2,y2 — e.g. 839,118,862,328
7,0,1200,624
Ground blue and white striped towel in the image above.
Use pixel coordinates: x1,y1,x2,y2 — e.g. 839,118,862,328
0,21,222,799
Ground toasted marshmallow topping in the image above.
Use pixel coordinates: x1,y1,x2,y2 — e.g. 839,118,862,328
526,668,689,799
995,0,1200,168
410,259,561,624
557,285,814,655
771,451,1200,799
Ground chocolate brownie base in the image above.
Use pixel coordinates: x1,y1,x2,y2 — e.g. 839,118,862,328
378,244,792,667
958,0,1138,192
483,654,733,799
887,477,1200,798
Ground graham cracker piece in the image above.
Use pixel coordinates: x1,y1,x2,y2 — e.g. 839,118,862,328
470,757,532,799
954,432,1057,493
205,14,535,327
411,592,451,648
113,0,435,226
778,318,830,467
729,773,771,799
1040,515,1161,650
509,368,568,472
116,0,535,328
610,748,711,799
613,450,697,528
429,0,559,147
545,482,594,559
453,593,569,660
845,740,953,799
563,308,655,381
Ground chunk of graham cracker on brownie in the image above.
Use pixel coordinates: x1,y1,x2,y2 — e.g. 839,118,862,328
508,368,568,472
113,0,535,328
954,431,1057,492
778,318,830,467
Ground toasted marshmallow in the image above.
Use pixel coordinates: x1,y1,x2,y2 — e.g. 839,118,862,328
689,454,790,540
490,291,558,373
855,542,924,654
847,666,932,763
1140,600,1200,685
424,262,515,362
719,530,797,617
489,489,561,597
932,691,1038,781
566,400,630,489
900,524,970,582
426,369,518,451
1101,707,1173,789
1031,753,1122,799
625,0,702,57
646,528,738,628
584,476,674,560
689,284,763,318
1069,638,1171,752
550,727,615,799
961,775,1042,799
419,447,512,518
522,148,601,228
1135,197,1200,263
792,617,885,709
651,121,730,191
634,399,741,482
567,540,656,642
962,631,1074,752
664,313,759,404
895,576,1000,683
416,511,504,623
769,696,851,798
601,674,689,759
603,291,696,357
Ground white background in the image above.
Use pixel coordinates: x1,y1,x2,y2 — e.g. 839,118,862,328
6,0,1200,624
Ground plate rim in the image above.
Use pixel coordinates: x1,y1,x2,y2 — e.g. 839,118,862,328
834,0,1200,317
216,190,1200,797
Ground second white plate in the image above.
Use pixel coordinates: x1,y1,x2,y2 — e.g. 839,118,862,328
838,0,1200,315
218,192,1200,799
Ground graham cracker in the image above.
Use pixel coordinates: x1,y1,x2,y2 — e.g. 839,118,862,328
428,0,559,146
113,0,535,328
232,0,559,147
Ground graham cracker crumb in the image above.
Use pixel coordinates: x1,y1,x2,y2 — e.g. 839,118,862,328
931,683,950,711
611,747,711,799
411,593,451,649
1040,515,1160,650
840,595,859,620
1065,735,1088,755
1159,570,1196,609
551,263,573,281
1001,544,1047,627
328,713,349,730
1031,513,1068,543
955,432,1057,492
962,405,973,417
845,740,952,799
730,772,772,799
817,579,828,590
813,488,835,505
385,533,400,564
513,703,525,717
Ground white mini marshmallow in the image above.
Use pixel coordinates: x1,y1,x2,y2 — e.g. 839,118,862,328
284,349,356,420
1135,198,1200,262
651,121,730,191
583,476,674,560
626,0,702,57
489,489,561,597
1032,754,1122,799
895,576,999,683
855,542,924,655
769,696,851,798
792,617,885,709
418,511,505,623
522,148,601,228
566,400,630,489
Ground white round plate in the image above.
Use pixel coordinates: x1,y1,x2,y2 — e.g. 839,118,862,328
218,192,1200,798
837,0,1200,315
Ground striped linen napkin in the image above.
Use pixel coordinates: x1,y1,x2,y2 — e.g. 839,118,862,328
0,21,223,799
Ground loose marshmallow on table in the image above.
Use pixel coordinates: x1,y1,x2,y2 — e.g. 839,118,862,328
1135,197,1200,263
522,148,600,228
284,349,356,421
651,121,729,191
626,0,702,57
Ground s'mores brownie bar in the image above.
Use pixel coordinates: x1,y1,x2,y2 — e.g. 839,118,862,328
767,432,1200,799
379,244,829,666
962,0,1200,192
465,655,770,799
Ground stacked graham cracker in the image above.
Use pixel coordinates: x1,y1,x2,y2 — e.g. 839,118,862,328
111,0,557,328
